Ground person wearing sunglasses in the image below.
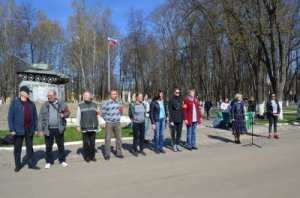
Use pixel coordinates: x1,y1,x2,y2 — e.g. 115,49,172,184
168,88,184,152
266,93,281,139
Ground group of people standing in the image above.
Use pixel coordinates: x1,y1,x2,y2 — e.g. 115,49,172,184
8,86,70,172
217,93,281,143
8,87,124,172
128,88,202,157
8,85,282,173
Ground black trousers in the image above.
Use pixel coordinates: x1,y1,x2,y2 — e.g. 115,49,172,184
221,112,230,129
170,122,183,146
14,129,34,167
82,132,96,160
205,108,211,118
132,122,145,152
268,115,278,133
45,128,66,163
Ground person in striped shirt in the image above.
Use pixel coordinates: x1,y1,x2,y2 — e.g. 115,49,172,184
101,90,124,160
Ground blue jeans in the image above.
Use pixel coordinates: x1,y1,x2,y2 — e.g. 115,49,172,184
154,118,165,150
186,122,197,148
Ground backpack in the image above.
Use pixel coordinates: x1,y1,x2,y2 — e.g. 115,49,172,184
0,134,15,145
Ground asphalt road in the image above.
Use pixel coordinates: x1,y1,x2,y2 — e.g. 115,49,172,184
0,125,300,198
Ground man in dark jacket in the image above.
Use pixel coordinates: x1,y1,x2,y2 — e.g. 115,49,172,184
204,99,213,120
76,91,100,162
248,97,256,113
248,96,257,124
8,86,40,172
38,90,70,169
168,88,184,152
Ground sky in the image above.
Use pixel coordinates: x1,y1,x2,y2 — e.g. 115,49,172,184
15,0,165,35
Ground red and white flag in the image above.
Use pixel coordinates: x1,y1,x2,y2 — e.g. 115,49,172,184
107,37,118,46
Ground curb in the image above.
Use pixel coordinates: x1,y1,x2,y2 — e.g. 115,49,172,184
0,137,134,151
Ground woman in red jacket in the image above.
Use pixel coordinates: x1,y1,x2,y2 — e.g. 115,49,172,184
183,89,202,150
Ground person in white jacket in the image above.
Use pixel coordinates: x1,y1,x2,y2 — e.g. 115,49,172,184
220,98,230,129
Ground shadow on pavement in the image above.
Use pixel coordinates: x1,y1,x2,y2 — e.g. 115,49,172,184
30,149,72,165
245,132,267,138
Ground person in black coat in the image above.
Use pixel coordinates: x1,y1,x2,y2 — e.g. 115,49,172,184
168,88,184,152
266,93,281,139
248,96,257,124
204,99,213,120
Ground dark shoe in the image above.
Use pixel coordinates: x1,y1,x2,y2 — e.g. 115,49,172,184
267,134,272,139
144,140,150,144
192,146,198,150
104,155,110,161
274,134,279,139
116,154,124,159
237,140,241,144
187,147,192,151
14,166,22,172
90,157,97,162
28,165,41,170
84,158,90,163
160,149,166,154
140,151,147,156
132,150,138,157
155,149,160,154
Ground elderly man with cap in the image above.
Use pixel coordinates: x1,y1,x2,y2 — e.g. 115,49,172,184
38,90,70,169
8,86,40,172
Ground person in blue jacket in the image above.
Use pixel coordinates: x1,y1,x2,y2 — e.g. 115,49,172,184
8,86,40,172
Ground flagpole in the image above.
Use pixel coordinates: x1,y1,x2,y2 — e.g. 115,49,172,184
107,44,110,93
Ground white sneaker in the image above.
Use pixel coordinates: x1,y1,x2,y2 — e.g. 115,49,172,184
61,162,68,167
176,145,182,152
45,163,51,169
173,145,177,152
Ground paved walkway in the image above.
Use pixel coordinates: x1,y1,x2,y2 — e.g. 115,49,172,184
0,124,299,198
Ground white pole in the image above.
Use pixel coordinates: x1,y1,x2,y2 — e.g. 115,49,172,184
108,45,110,93
92,31,96,95
278,101,283,120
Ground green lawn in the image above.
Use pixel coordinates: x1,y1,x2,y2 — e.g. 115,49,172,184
282,105,297,113
255,113,298,125
0,127,133,146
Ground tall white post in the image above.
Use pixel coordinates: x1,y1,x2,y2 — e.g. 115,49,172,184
107,45,110,93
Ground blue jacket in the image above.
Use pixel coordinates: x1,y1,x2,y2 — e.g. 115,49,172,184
8,98,38,136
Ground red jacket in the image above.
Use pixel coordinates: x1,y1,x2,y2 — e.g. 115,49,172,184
183,97,202,126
